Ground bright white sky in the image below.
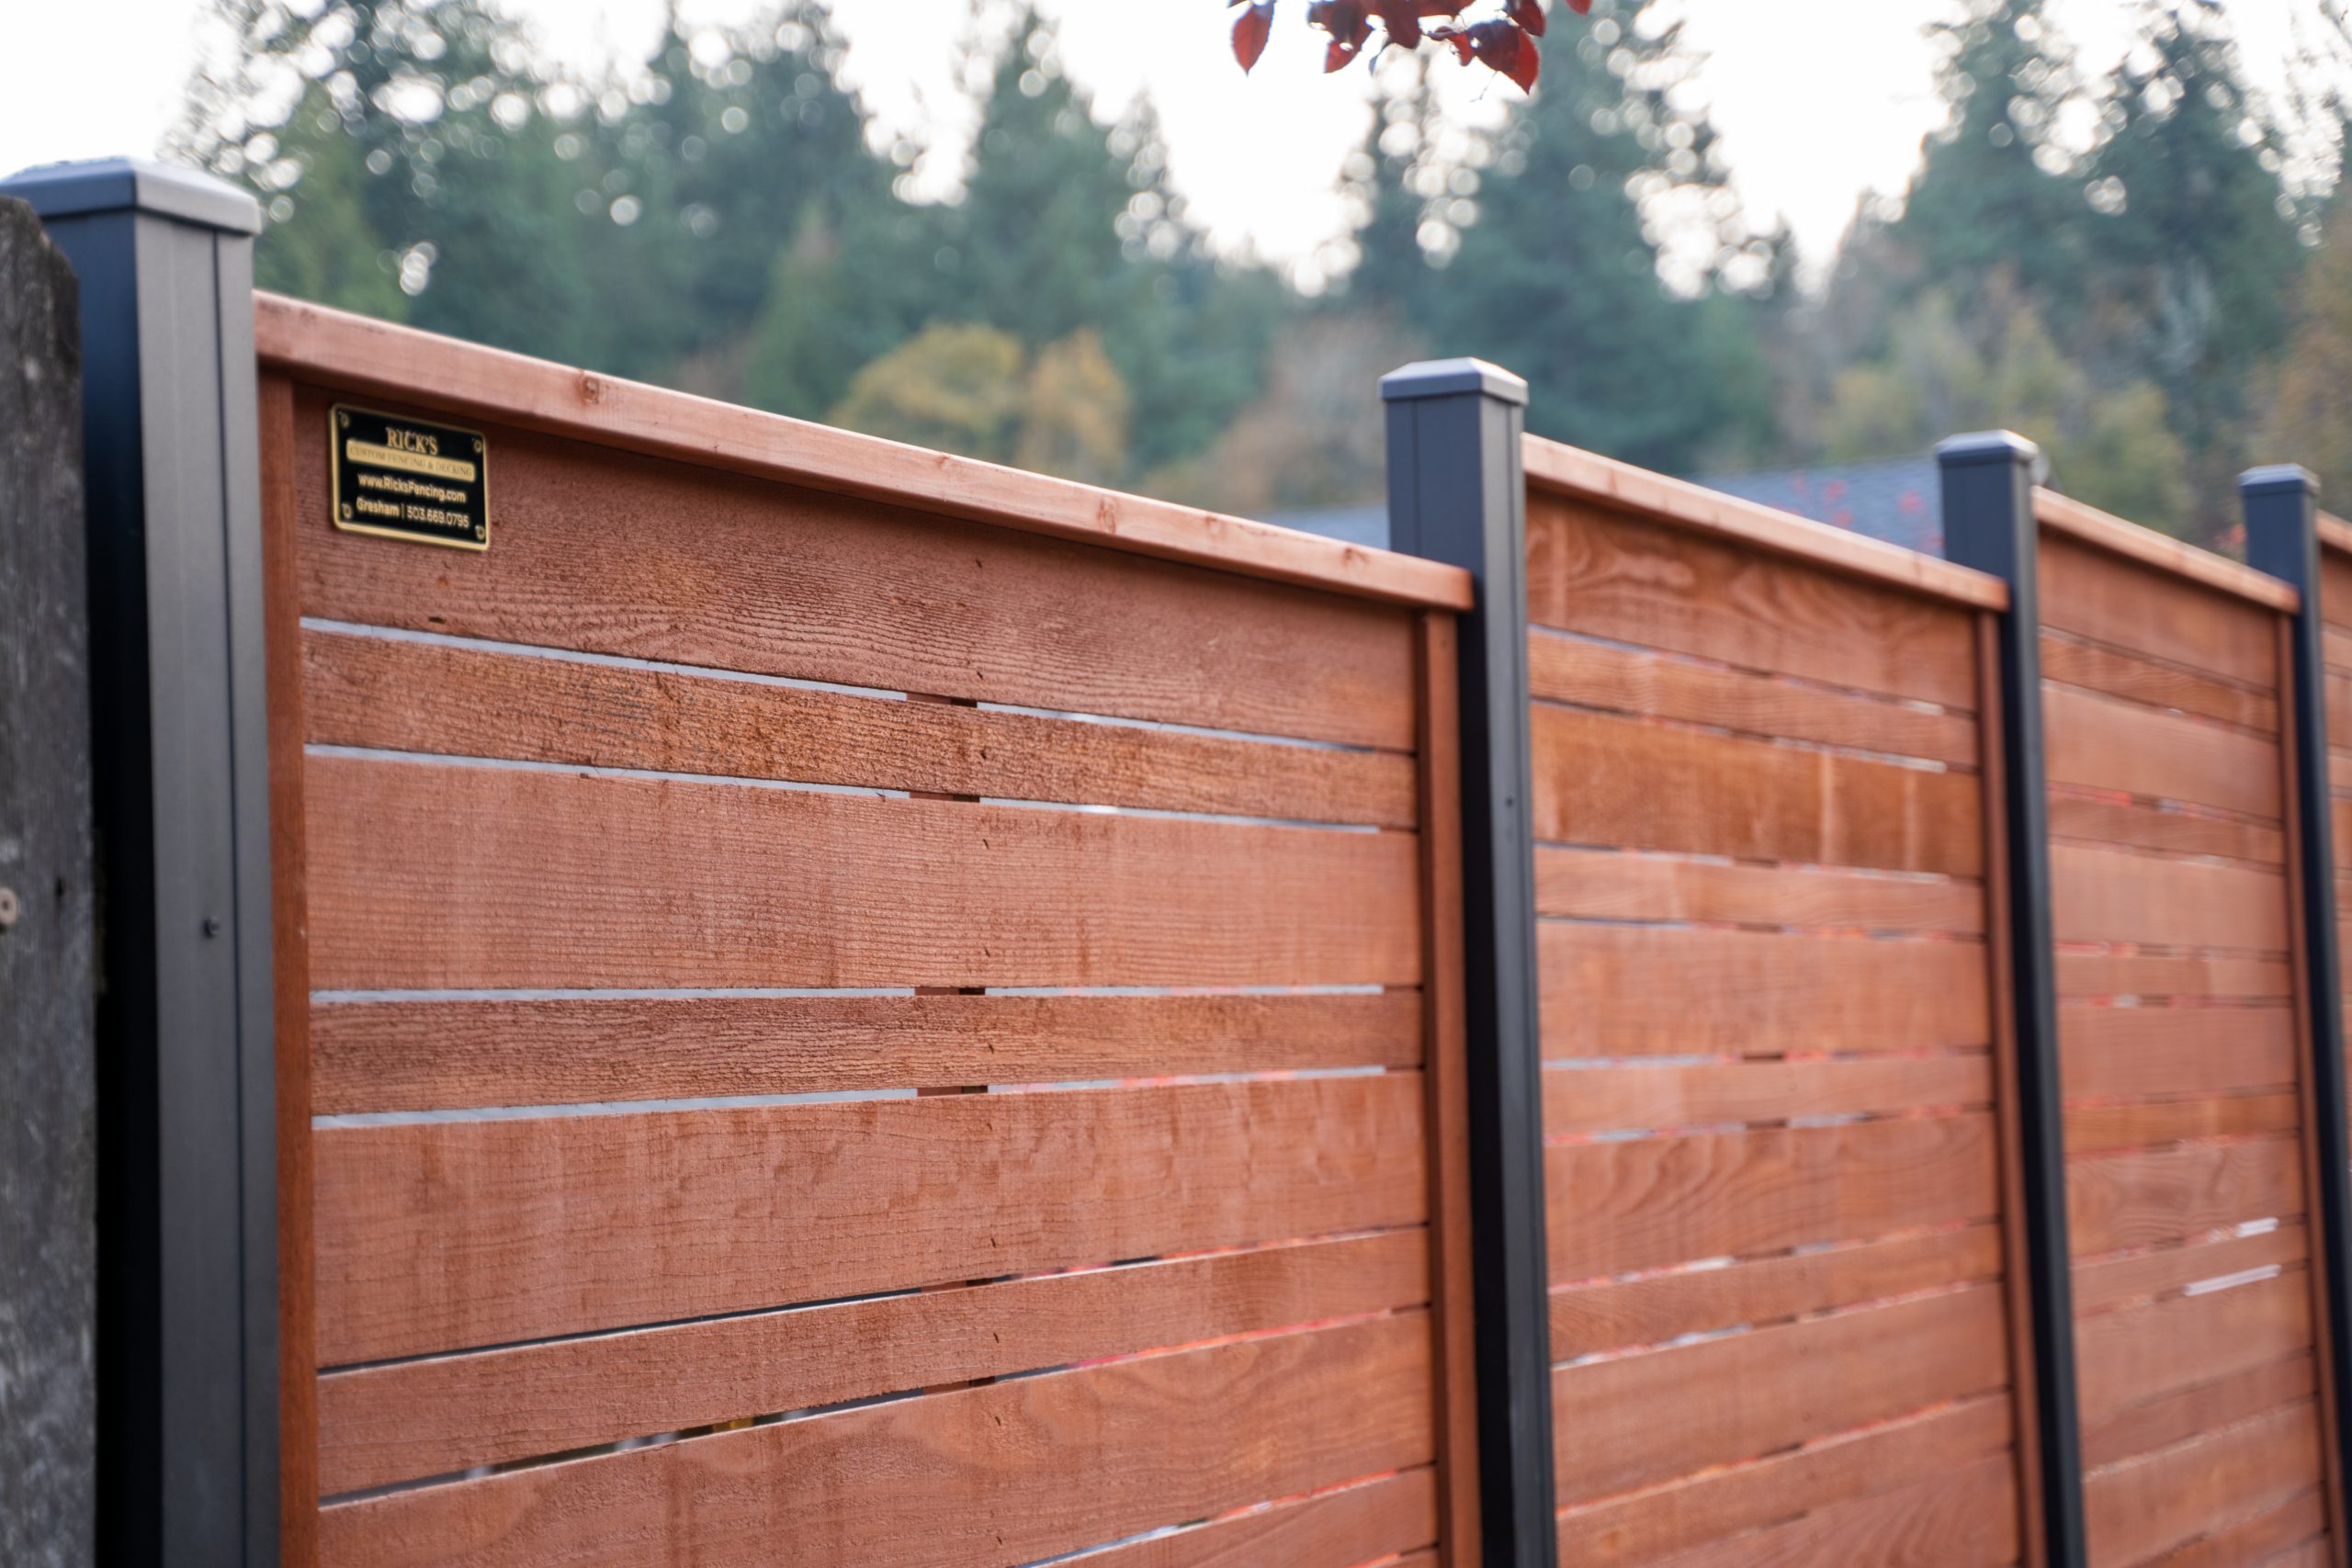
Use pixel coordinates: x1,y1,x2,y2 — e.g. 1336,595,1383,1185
0,0,2328,280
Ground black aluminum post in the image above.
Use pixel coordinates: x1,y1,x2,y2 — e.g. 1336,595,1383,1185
1939,432,2087,1568
0,158,277,1567
2243,464,2352,1530
1383,358,1555,1568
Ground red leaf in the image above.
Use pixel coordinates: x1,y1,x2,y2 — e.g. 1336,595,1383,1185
1461,18,1540,90
1372,0,1423,47
1232,0,1275,72
1566,0,1590,11
1510,0,1548,37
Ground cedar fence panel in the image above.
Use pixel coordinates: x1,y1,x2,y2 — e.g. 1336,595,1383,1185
1517,437,2046,1567
251,295,1481,1568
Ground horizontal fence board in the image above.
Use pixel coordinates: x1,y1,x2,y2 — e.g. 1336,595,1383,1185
1060,1469,1438,1568
1526,494,1979,707
1525,628,1978,764
2063,1092,2301,1157
1550,1284,2010,1506
2042,682,2282,820
2148,1490,2329,1568
2081,1399,2321,1568
1547,1224,2005,1359
2070,1223,2310,1315
315,1074,1427,1365
2048,790,2285,866
291,391,1421,749
2075,1269,2314,1427
1545,1113,1999,1282
305,754,1420,991
2055,949,2294,1003
2041,629,2278,734
2080,1348,2316,1474
317,1228,1430,1495
2040,530,2280,690
2050,843,2290,953
313,1313,1431,1568
2066,1135,2304,1259
1537,923,1991,1060
2056,1004,2300,1101
311,991,1423,1115
1532,845,1984,935
1542,1055,1993,1135
1553,1393,2012,1568
1532,705,1982,877
1620,1450,2018,1568
304,627,1418,827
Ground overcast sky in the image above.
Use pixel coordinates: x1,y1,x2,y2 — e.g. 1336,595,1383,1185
0,0,2329,277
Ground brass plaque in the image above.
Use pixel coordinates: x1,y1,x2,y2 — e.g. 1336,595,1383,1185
331,404,490,550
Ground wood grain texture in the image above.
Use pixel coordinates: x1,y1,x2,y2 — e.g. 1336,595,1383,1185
2075,1269,2314,1426
2066,1136,2304,1258
313,1312,1433,1568
1532,845,1984,934
1551,1284,2010,1506
2071,1224,2310,1314
1525,628,1978,763
304,626,1418,826
2043,682,2283,820
2081,1348,2316,1476
2055,950,2293,1003
315,1074,1427,1365
2056,1004,2299,1101
2039,527,2285,685
289,386,1422,749
2147,1490,2328,1568
303,754,1420,991
2048,789,2284,866
1554,1394,2013,1568
311,991,1422,1115
2082,1399,2322,1568
1623,1450,2019,1568
317,1228,1427,1494
2041,630,2277,733
1525,491,1980,706
1547,1224,2005,1358
1532,704,1982,875
1537,922,1991,1059
1545,1113,1999,1282
2051,843,2290,953
2064,1093,2301,1156
1542,1055,1992,1134
1051,1469,1437,1568
254,295,1470,612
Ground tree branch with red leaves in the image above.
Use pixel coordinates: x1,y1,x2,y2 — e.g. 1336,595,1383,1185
1228,0,1582,90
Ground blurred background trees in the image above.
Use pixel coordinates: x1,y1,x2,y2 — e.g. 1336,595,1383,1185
182,0,2352,546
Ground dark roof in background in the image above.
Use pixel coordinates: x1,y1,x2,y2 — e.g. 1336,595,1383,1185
1267,455,1946,562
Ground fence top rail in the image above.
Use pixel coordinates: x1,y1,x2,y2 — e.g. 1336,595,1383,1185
2034,485,2298,614
2319,512,2352,558
252,292,1473,612
1521,431,2009,612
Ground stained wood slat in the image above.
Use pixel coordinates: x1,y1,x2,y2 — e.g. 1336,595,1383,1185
2328,626,2352,676
1064,1469,1437,1568
2048,790,2284,866
1548,1224,2004,1359
2075,1270,2313,1426
2143,1490,2329,1568
2056,1004,2299,1101
1554,1394,2013,1567
1545,1113,1999,1282
313,1313,1432,1568
1526,629,1978,763
2066,1136,2304,1259
2054,950,2293,1003
1623,1450,2019,1568
1551,1284,2011,1506
2042,682,2282,821
311,991,1422,1115
304,754,1420,991
2070,1223,2309,1314
304,627,1418,826
1532,845,1984,935
2041,629,2278,734
1525,493,1980,707
2064,1093,2301,1156
315,1074,1427,1365
2081,1400,2322,1568
2080,1350,2316,1474
1543,1055,1991,1134
290,389,1421,749
2037,490,2298,614
2051,842,2290,953
2039,529,2281,689
318,1227,1426,1494
1532,704,1983,877
1538,923,1990,1060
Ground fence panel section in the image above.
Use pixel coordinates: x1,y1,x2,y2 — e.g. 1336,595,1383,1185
2321,517,2352,1110
1521,441,2041,1566
254,296,1478,1568
2035,492,2339,1568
